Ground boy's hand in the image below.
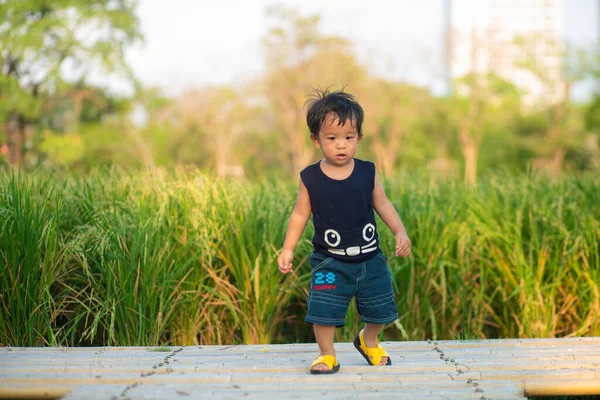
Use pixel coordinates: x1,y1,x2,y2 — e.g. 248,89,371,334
278,249,294,274
395,232,411,257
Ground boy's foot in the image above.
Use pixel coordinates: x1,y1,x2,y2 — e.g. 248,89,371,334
309,354,340,374
353,330,392,366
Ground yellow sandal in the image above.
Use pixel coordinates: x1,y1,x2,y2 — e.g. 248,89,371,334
353,329,392,366
309,354,340,374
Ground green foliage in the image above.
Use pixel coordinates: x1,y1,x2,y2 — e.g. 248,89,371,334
206,179,312,343
0,0,141,166
0,170,598,346
0,172,68,346
2,4,600,178
0,0,142,92
62,122,139,170
56,169,201,345
585,95,600,131
39,131,85,167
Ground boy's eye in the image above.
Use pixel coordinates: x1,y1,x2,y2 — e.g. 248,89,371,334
346,136,354,140
328,137,335,141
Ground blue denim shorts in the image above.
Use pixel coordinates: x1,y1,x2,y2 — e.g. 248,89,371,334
305,251,398,327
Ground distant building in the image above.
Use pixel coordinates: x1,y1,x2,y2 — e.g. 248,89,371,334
448,0,564,105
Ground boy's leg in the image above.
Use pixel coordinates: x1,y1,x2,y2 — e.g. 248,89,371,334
311,324,336,371
363,323,388,366
354,253,397,366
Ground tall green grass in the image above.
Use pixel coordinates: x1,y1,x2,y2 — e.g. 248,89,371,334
207,181,313,344
56,170,198,346
0,168,598,346
0,173,67,346
384,173,600,340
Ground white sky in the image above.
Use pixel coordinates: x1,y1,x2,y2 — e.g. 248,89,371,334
123,0,598,98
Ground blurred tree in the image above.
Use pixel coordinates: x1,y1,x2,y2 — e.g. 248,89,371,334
38,129,84,167
358,79,434,177
40,80,129,135
38,82,133,169
136,84,265,176
177,87,249,177
64,80,106,134
142,86,251,175
133,87,176,168
451,29,487,185
587,97,600,132
262,6,368,177
584,42,600,134
446,29,533,183
0,0,142,167
476,74,525,173
513,34,590,174
418,96,461,180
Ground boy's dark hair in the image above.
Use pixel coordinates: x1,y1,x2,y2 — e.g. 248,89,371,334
305,88,364,137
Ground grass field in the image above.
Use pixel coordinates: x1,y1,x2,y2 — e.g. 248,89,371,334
1,168,598,346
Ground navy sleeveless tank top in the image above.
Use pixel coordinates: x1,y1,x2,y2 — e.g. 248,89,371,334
300,158,380,263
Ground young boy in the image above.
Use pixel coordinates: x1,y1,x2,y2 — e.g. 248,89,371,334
277,89,411,374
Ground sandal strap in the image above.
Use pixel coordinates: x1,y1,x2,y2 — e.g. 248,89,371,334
365,343,389,365
359,330,389,366
310,354,337,370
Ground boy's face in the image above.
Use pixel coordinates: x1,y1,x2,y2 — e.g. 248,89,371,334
311,113,362,166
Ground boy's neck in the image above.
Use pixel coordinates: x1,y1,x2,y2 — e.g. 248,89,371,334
320,158,355,180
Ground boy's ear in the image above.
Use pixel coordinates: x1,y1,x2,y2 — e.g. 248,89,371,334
357,134,363,144
310,135,320,148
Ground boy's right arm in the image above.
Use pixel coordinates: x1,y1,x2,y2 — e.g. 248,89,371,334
278,179,312,274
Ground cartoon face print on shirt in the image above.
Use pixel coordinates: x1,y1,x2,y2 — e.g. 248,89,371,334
324,223,377,257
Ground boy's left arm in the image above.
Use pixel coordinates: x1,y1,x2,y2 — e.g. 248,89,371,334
372,172,411,257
